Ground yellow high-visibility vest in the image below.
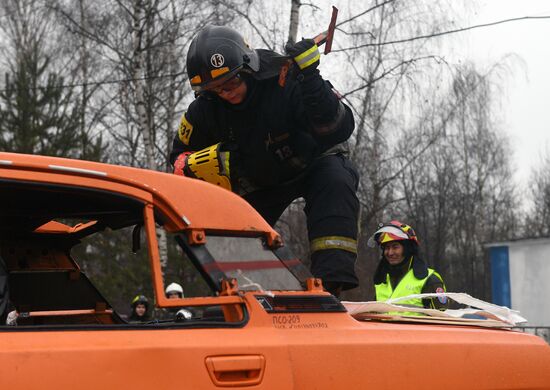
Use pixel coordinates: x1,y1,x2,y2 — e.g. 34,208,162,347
375,265,445,312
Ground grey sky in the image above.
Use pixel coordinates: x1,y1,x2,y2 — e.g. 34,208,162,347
461,0,550,186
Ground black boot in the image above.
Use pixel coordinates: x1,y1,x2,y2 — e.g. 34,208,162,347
323,281,343,298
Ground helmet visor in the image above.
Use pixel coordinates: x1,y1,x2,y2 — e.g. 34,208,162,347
190,66,243,92
367,225,410,248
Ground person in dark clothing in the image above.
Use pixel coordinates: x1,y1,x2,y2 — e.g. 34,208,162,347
170,25,359,296
0,255,13,325
128,295,151,323
368,221,448,310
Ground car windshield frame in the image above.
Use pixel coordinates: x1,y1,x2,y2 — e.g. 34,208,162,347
175,233,310,292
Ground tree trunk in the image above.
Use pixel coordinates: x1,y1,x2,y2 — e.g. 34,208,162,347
132,0,168,273
287,0,300,46
132,0,156,171
78,0,88,159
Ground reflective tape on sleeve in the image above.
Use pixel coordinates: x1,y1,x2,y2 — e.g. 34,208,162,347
310,236,358,254
294,44,320,70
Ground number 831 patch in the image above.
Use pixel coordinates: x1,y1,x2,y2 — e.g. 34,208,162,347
178,115,194,145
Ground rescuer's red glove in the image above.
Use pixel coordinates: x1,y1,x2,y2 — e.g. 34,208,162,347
173,152,193,176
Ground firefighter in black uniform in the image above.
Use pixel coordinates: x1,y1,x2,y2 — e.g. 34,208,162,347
170,25,359,296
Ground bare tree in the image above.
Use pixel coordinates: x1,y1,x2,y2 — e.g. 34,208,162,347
394,64,519,299
323,0,461,299
51,0,219,276
524,153,550,238
53,0,213,168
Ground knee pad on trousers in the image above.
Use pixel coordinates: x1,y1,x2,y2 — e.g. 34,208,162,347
310,243,359,291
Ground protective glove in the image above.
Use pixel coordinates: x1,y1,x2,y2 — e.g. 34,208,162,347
173,151,193,176
285,39,320,73
177,143,237,192
175,308,193,322
6,310,18,326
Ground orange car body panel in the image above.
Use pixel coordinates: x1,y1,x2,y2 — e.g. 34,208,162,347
1,152,550,390
1,296,550,389
0,152,274,234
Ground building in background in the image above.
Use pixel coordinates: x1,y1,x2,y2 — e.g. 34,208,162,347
486,238,550,327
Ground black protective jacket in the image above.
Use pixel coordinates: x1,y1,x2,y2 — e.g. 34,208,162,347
128,312,151,323
0,255,9,324
170,50,354,189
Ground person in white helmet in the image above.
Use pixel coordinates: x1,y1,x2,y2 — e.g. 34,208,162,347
156,282,193,321
165,282,184,299
1,255,18,326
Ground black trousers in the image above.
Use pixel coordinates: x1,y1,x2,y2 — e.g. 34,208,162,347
243,154,360,290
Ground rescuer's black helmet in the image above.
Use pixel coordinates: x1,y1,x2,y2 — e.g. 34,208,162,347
186,25,260,92
131,295,149,309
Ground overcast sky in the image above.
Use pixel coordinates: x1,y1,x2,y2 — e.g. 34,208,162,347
458,0,550,187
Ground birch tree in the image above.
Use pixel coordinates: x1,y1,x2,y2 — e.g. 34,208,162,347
53,0,211,168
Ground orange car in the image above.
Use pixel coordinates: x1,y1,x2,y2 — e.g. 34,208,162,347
0,152,549,390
